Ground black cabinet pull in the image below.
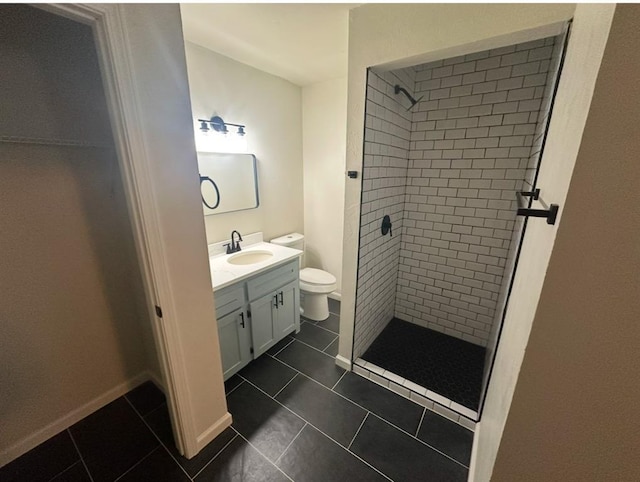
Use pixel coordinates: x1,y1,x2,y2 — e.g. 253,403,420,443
279,291,284,306
239,312,245,328
274,294,279,309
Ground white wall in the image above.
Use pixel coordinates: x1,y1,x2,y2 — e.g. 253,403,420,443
121,4,231,457
184,42,304,244
302,77,347,294
470,5,615,479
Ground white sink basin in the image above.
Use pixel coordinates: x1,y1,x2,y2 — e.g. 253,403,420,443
227,250,274,266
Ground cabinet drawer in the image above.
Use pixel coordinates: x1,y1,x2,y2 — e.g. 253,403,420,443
214,284,245,319
247,258,299,301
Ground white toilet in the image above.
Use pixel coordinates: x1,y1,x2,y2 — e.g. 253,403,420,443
271,233,337,321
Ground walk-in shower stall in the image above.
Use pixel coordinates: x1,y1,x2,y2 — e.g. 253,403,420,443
353,31,568,425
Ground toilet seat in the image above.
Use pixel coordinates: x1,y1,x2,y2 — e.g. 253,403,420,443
300,268,337,294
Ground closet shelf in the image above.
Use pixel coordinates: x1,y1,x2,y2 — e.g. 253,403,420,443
0,135,111,149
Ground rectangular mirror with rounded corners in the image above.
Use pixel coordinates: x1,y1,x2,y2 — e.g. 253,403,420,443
197,152,259,216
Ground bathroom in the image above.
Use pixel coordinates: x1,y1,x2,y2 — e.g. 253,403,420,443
3,3,638,482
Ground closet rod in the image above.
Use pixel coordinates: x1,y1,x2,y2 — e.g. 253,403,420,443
0,135,111,149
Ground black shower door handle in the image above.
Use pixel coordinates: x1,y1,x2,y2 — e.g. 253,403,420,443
515,189,559,225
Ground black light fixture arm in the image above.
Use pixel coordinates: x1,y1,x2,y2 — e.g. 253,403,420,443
198,115,246,135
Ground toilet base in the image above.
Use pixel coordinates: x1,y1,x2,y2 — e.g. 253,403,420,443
301,292,330,321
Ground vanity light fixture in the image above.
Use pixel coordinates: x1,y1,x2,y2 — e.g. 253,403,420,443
198,116,246,136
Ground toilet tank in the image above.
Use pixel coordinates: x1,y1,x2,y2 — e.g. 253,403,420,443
271,233,305,266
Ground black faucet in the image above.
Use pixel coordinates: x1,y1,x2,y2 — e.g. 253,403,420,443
226,230,243,254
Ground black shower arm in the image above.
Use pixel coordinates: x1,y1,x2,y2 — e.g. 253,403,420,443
394,85,420,105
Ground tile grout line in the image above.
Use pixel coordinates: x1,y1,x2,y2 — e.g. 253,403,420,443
191,432,239,480
415,407,427,437
265,353,345,395
283,336,338,359
237,377,307,423
269,337,296,357
304,319,340,336
232,431,295,482
224,379,245,397
124,397,193,481
66,429,95,482
45,460,85,482
331,369,348,390
270,355,469,469
113,446,161,482
271,373,299,399
347,412,369,450
321,334,340,353
369,412,469,469
274,422,308,466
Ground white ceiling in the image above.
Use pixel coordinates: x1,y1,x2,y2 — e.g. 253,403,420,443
180,3,355,87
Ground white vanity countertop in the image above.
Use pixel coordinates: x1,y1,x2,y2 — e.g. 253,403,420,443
209,241,302,291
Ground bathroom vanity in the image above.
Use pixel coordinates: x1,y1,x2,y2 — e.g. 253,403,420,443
209,236,302,380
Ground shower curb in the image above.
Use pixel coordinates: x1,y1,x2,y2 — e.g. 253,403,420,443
353,358,477,432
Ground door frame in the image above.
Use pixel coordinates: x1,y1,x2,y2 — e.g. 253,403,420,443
37,3,194,456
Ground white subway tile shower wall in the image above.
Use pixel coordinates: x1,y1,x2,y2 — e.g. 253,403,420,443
396,37,560,346
353,68,414,358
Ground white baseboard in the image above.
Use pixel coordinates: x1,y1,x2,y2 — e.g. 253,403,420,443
335,354,352,371
328,291,342,301
0,371,151,467
193,412,233,457
147,369,166,392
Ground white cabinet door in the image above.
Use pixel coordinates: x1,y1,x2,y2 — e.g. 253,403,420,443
217,308,252,379
249,291,278,357
274,280,300,337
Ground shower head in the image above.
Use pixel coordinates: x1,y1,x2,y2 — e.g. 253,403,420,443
394,85,424,111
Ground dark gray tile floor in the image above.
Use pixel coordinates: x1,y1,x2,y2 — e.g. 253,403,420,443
2,302,471,482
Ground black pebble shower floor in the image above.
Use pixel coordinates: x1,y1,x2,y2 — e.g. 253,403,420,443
362,318,486,411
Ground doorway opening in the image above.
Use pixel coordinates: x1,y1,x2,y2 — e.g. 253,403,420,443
0,4,168,471
352,25,570,425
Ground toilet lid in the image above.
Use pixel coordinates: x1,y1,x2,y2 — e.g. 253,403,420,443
300,268,336,285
